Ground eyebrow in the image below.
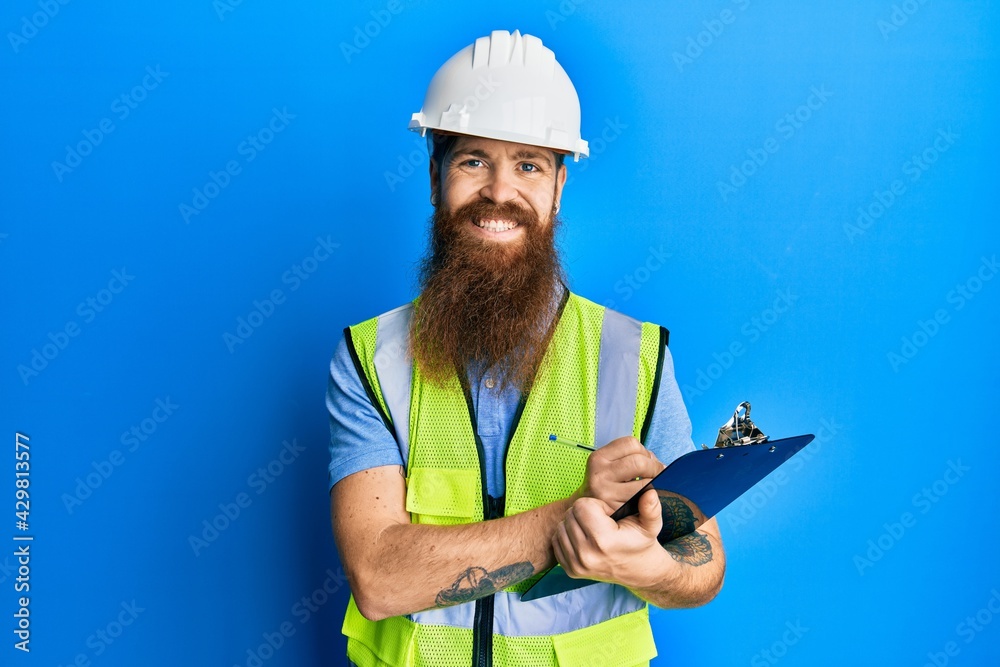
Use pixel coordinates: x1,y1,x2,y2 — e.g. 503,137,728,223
450,147,554,168
451,148,491,162
511,149,554,167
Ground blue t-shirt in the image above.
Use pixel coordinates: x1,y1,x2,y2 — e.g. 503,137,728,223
326,303,695,497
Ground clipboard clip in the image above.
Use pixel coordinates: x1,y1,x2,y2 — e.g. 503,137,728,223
703,401,769,449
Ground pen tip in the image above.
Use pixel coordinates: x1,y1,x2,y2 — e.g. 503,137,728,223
548,434,557,440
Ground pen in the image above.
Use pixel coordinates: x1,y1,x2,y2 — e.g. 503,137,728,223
548,434,595,452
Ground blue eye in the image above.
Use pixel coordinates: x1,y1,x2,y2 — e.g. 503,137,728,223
464,159,483,168
520,163,539,172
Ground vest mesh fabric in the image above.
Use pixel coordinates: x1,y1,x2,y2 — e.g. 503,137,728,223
341,293,663,667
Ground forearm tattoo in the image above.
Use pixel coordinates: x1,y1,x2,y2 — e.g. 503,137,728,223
658,495,713,567
658,496,697,541
435,561,534,606
663,532,713,566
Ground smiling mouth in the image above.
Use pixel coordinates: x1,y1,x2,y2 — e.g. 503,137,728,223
474,218,519,232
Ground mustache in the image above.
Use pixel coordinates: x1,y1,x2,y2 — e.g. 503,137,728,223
446,200,540,229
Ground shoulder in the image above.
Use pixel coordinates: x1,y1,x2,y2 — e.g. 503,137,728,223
344,301,416,358
568,291,670,347
346,301,415,331
568,291,666,327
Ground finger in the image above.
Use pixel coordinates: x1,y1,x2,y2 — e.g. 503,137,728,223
552,530,567,567
587,478,653,509
637,489,663,536
589,452,661,485
590,496,615,516
594,436,645,461
562,505,591,545
552,524,580,575
617,478,655,502
572,498,616,541
613,452,665,481
647,449,665,470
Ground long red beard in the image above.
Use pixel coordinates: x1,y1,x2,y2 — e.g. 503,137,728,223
410,199,566,394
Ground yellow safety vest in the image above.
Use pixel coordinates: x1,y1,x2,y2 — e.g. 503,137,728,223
341,290,669,667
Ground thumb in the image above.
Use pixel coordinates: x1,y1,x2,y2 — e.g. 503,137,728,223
637,489,662,537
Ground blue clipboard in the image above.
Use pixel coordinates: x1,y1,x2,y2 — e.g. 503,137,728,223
520,433,815,601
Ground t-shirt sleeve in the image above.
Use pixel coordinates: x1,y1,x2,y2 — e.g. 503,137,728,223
642,344,697,467
326,335,404,492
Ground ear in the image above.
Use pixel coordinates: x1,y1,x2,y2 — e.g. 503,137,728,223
428,158,440,203
553,163,567,212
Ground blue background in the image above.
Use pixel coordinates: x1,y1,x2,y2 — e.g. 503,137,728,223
3,1,998,665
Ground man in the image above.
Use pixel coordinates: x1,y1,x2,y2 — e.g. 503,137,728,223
328,30,725,667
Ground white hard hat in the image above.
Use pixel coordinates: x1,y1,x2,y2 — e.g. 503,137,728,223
409,30,589,161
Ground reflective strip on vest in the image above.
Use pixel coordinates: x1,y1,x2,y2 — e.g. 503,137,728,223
373,302,414,467
595,308,643,449
345,292,665,666
409,584,644,635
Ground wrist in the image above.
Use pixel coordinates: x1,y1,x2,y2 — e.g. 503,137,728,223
627,541,679,592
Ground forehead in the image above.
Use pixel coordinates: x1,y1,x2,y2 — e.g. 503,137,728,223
447,136,557,168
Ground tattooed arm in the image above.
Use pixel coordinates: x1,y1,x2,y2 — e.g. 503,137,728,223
553,489,726,609
331,464,571,621
331,436,663,621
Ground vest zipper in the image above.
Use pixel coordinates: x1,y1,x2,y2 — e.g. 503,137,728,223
459,373,496,667
469,566,494,665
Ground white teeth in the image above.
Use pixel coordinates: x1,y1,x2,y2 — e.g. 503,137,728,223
475,219,517,232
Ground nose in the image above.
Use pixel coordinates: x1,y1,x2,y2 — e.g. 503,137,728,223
479,168,518,205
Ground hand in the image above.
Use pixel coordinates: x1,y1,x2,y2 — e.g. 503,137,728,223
552,489,666,588
572,436,664,508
